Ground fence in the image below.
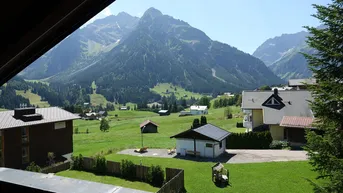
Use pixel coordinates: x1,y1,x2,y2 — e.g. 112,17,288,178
80,157,185,192
158,168,185,193
41,161,70,174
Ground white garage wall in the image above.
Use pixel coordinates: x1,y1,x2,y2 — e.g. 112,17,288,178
214,139,226,157
176,138,224,158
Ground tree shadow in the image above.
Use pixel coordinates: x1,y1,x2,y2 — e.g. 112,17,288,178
172,151,237,163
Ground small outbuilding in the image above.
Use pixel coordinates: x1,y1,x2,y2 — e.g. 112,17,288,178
170,124,231,158
140,120,159,133
158,110,170,116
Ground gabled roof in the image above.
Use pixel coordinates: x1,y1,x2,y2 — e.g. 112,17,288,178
170,124,231,142
280,116,315,128
242,90,313,125
0,107,80,130
288,78,317,87
158,110,169,113
190,106,208,111
140,120,159,128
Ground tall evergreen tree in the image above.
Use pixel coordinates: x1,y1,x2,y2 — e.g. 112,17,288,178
200,116,207,126
303,1,343,192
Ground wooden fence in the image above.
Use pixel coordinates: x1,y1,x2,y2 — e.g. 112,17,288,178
41,161,70,174
158,168,185,193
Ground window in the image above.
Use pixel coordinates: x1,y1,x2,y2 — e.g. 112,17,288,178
54,122,66,129
219,140,223,149
22,146,29,164
21,127,29,143
205,143,213,148
265,97,281,105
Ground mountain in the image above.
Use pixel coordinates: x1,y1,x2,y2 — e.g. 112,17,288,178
60,7,282,102
253,31,313,80
20,12,140,79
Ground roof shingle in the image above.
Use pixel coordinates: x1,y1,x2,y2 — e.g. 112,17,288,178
280,116,314,128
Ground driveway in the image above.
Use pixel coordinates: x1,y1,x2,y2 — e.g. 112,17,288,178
117,149,308,164
225,149,308,163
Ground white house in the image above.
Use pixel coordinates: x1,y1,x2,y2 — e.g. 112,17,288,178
170,124,231,158
190,106,208,115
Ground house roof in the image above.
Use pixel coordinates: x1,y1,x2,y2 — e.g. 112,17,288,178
0,107,80,130
242,90,313,125
190,106,208,111
158,110,169,113
280,116,315,128
140,120,159,128
170,124,231,142
288,78,317,86
98,111,106,115
0,167,150,193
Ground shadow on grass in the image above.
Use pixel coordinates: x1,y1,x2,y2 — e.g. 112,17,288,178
173,151,237,163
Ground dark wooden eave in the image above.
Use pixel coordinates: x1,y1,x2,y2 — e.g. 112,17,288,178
170,129,218,142
0,0,116,86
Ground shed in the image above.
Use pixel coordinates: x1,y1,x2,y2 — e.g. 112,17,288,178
140,120,159,133
170,124,231,158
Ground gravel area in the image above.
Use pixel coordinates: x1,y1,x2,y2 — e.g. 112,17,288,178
117,149,175,158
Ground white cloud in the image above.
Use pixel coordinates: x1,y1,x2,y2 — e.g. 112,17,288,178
103,7,112,16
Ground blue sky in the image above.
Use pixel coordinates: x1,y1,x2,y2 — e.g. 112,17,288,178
86,0,331,54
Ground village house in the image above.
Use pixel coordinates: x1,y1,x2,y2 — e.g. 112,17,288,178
180,105,208,116
0,107,79,169
140,120,159,133
158,110,170,116
288,78,317,90
170,124,231,158
120,106,128,111
241,89,314,145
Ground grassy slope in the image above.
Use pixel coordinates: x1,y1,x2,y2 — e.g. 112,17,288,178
24,79,50,85
151,83,204,99
15,90,50,107
90,81,109,106
57,107,321,192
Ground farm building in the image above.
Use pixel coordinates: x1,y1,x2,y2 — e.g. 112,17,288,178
140,120,159,133
83,112,98,120
170,124,231,158
190,106,208,115
0,107,79,169
158,110,170,116
120,106,128,110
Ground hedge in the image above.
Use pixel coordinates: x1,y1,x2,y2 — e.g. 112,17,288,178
226,131,273,149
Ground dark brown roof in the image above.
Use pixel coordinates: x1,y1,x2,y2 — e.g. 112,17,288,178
0,107,80,130
280,116,314,128
140,120,159,128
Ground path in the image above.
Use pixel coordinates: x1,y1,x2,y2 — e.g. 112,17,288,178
211,68,226,83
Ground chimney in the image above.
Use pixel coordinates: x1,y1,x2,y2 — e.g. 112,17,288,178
14,107,43,122
273,88,278,95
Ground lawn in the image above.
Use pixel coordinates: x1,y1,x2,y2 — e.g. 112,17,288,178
150,83,205,99
15,89,50,107
57,107,320,193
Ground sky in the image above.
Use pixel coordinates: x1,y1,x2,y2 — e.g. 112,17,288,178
84,0,331,54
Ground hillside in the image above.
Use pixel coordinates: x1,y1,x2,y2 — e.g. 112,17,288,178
56,7,282,103
253,28,321,80
15,89,50,107
151,83,204,99
20,12,140,79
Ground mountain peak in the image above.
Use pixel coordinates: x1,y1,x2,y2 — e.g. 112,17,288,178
142,7,163,19
117,11,132,18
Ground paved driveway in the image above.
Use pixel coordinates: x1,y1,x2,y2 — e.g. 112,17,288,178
225,149,308,163
118,149,308,164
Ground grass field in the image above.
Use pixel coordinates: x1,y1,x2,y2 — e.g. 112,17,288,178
151,83,205,99
57,107,320,193
15,89,50,107
0,108,7,111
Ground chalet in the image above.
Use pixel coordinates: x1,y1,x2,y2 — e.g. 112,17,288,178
0,107,79,169
170,124,231,158
120,106,128,111
84,112,98,120
242,89,314,145
190,106,208,115
288,78,317,90
158,110,170,116
140,120,159,133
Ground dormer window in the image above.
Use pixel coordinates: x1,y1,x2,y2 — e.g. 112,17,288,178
265,97,281,105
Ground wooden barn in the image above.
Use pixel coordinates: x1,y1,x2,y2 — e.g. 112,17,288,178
140,120,159,133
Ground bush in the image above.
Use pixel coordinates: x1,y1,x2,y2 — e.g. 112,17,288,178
147,165,165,187
70,154,83,170
93,153,107,174
47,152,55,166
74,127,79,134
226,131,273,149
86,128,89,134
269,140,290,149
236,122,244,128
121,159,136,180
26,162,41,173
